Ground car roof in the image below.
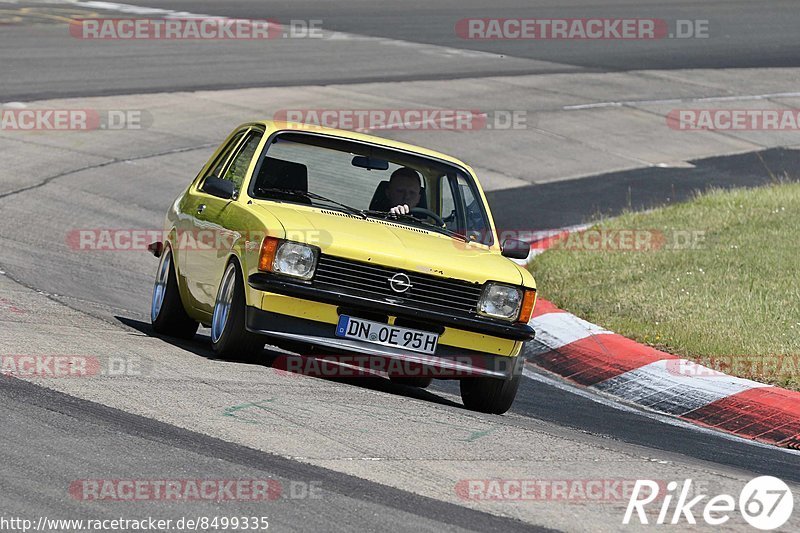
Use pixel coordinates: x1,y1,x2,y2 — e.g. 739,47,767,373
254,119,474,172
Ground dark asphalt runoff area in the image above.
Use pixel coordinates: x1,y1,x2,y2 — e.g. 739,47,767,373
487,147,800,231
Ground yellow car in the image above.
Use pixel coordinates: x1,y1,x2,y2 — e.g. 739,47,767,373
149,120,536,414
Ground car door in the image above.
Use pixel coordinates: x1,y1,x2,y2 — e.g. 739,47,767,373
185,129,264,315
180,129,247,314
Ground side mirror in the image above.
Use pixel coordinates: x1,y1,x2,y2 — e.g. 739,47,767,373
501,238,530,260
202,176,235,200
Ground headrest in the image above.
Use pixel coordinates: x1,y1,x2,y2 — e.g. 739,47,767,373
255,157,308,192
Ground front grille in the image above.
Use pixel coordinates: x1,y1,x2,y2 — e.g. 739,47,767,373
313,254,483,315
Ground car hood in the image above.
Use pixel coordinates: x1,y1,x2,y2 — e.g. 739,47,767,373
253,203,524,286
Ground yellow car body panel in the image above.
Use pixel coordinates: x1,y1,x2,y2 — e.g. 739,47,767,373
259,292,522,357
163,120,535,365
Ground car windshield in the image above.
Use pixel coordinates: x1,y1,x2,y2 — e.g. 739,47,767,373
249,132,493,245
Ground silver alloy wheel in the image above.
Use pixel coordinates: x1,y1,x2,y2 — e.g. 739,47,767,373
211,263,237,344
151,250,171,322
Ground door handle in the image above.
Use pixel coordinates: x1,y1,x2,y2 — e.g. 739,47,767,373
197,204,206,214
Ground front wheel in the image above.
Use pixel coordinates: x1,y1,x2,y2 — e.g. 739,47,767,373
211,261,264,361
151,248,199,340
459,358,523,414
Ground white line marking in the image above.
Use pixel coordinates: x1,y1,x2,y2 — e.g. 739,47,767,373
563,91,800,111
67,0,218,19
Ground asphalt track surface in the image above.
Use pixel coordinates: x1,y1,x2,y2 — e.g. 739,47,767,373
1,376,548,533
2,0,800,101
2,1,800,531
127,0,800,70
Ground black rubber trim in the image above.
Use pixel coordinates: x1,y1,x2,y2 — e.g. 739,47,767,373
248,273,535,341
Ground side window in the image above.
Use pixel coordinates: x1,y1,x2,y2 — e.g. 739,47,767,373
440,176,457,224
223,132,263,192
439,174,491,244
206,131,246,182
458,174,489,242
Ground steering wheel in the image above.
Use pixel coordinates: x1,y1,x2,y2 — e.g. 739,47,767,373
410,207,445,226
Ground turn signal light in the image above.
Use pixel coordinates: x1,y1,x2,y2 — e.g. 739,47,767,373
517,289,537,323
258,237,279,272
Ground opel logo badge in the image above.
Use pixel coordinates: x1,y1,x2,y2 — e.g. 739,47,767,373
388,273,413,293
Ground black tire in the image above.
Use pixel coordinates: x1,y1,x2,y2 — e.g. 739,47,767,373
459,357,523,414
211,260,264,361
390,376,434,388
151,249,199,340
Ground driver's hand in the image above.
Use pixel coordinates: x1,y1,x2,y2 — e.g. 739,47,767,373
389,204,411,215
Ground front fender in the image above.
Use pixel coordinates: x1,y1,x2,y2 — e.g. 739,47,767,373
226,204,285,308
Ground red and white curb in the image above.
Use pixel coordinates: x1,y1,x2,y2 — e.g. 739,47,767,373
522,232,800,450
510,224,592,266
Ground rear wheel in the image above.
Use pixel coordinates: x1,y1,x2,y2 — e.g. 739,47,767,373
211,261,264,361
459,357,523,414
389,376,433,388
151,248,199,340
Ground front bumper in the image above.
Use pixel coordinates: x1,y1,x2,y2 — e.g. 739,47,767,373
248,273,535,341
246,307,522,379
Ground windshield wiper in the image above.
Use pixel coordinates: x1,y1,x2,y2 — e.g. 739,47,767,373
257,189,468,242
256,187,367,219
365,210,468,242
411,218,468,242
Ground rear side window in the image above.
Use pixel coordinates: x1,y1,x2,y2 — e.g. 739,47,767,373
223,132,263,192
206,131,246,181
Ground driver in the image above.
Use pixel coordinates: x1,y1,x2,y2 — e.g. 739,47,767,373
386,167,422,215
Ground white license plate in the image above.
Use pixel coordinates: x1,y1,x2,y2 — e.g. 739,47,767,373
335,315,439,355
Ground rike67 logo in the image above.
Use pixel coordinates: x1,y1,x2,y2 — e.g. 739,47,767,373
624,476,794,530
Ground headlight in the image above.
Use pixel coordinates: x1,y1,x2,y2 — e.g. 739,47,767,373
478,283,523,320
259,238,318,280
